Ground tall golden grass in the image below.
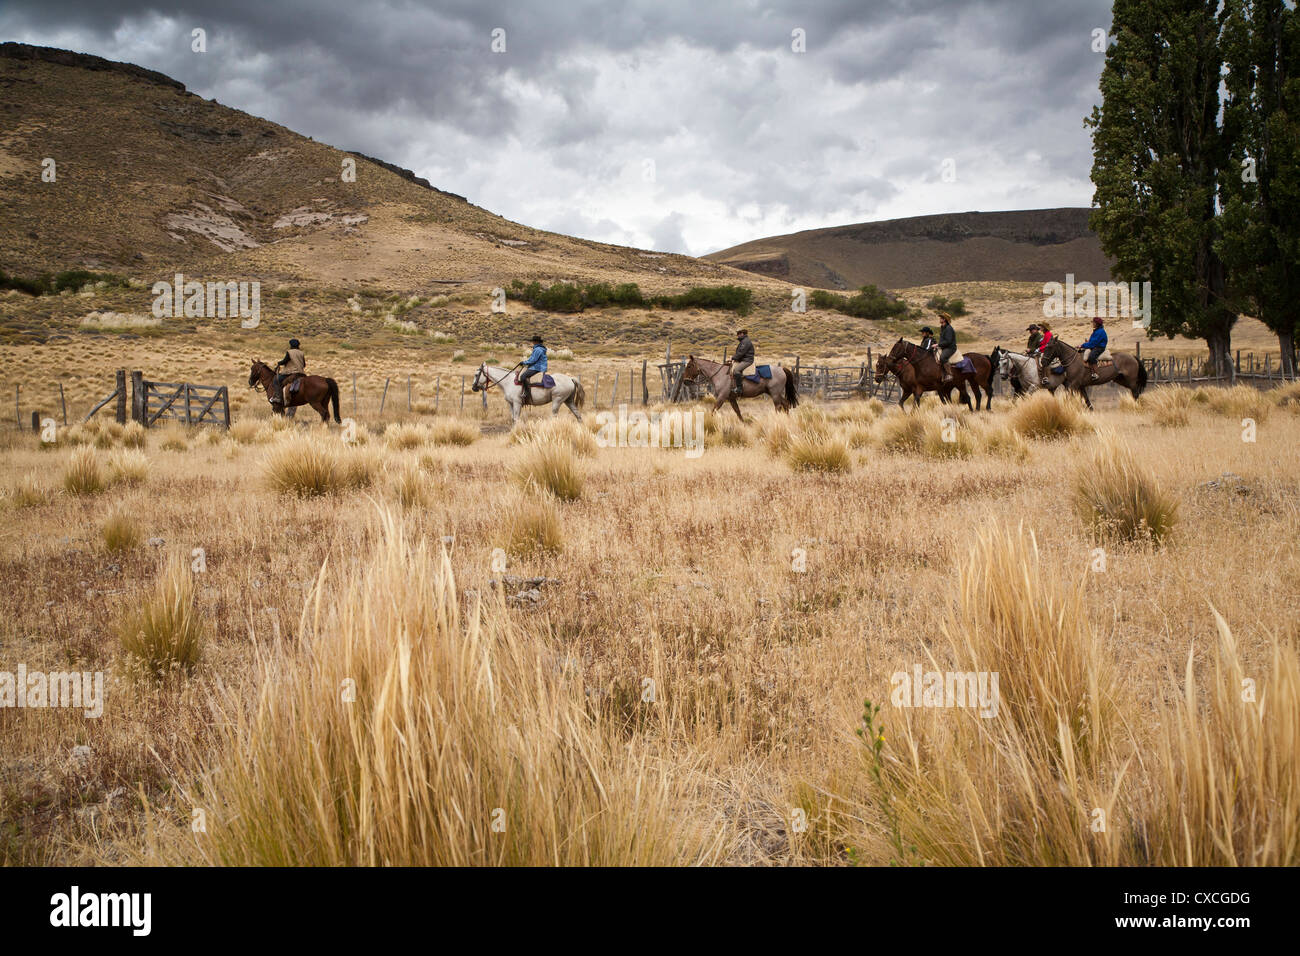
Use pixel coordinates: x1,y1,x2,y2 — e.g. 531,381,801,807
188,509,715,865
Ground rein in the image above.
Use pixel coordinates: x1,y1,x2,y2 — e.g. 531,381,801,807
478,365,518,392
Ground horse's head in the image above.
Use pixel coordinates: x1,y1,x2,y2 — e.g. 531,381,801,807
887,338,908,361
470,363,487,392
682,356,700,381
994,347,1011,380
873,353,891,383
248,359,268,388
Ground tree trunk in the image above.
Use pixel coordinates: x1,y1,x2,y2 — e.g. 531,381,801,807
1279,327,1297,378
1206,326,1233,378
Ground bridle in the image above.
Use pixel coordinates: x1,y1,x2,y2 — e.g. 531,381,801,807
473,364,516,393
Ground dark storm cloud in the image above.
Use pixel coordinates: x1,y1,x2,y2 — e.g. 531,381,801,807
1,0,1115,255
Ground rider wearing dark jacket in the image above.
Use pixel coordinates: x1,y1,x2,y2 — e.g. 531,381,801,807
936,313,957,382
730,329,754,394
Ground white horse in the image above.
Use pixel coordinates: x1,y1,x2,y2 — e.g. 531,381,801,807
471,363,585,424
995,347,1064,395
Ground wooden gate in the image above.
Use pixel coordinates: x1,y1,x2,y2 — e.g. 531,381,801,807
130,371,230,428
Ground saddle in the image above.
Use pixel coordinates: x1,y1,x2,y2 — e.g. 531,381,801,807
952,356,975,374
744,364,773,383
285,373,304,395
516,373,555,388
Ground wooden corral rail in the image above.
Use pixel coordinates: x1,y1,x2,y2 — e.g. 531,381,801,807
129,370,230,429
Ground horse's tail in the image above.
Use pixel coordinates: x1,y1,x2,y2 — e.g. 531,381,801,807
327,377,341,423
1133,360,1148,398
785,366,799,407
573,379,586,410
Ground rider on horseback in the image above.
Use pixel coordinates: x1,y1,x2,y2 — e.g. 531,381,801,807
936,312,957,384
519,334,547,404
272,338,306,407
1035,321,1054,377
919,326,937,353
730,329,754,395
1026,324,1042,354
1078,317,1108,381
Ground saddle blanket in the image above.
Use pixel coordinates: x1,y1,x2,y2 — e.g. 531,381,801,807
517,373,556,388
953,356,975,373
744,364,773,382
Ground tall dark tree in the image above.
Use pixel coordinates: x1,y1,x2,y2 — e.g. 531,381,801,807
1088,0,1236,374
1218,0,1300,376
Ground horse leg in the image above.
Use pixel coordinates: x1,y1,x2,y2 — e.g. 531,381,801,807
728,395,743,421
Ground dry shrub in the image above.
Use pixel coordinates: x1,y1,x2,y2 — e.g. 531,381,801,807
121,421,147,448
716,418,751,448
755,414,793,455
1008,390,1090,440
338,446,382,491
505,495,564,555
1074,430,1179,544
159,426,189,452
512,439,583,501
389,461,431,509
118,557,205,679
429,418,479,446
189,509,706,865
1142,386,1192,427
384,422,427,450
974,420,1030,460
509,417,596,457
262,435,341,498
1202,384,1271,424
860,525,1124,865
229,420,269,445
107,449,149,486
9,472,51,507
786,431,852,472
101,508,142,553
873,410,927,453
63,446,105,495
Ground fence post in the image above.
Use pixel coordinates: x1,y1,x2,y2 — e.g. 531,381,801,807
612,372,619,407
221,387,231,429
59,382,67,426
460,376,465,411
184,383,193,426
14,384,19,428
379,378,390,414
434,374,440,413
130,370,144,425
352,373,357,416
642,359,648,405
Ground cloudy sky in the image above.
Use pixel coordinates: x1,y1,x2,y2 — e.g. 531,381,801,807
2,0,1114,256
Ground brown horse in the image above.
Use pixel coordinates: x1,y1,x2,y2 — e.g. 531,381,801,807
873,339,986,411
1039,338,1147,409
681,355,798,420
248,359,341,423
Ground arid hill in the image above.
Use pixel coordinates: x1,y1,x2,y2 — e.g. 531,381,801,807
0,42,739,292
705,208,1115,289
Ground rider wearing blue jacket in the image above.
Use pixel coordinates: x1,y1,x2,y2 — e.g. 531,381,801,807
520,334,547,402
1078,317,1108,380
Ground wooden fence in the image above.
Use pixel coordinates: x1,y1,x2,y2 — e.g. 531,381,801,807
81,369,230,428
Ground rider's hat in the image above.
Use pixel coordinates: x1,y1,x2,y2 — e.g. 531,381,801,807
1026,324,1040,331
920,326,934,335
288,338,300,348
937,311,952,322
737,328,749,336
531,334,543,343
1093,316,1105,324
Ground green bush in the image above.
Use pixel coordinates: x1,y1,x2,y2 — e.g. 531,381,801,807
811,284,908,320
652,284,753,315
507,280,751,315
925,295,968,316
0,269,130,296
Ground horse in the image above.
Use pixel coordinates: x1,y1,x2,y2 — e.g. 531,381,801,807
994,347,1065,396
1039,337,1148,408
471,363,584,424
248,359,340,423
680,355,798,421
872,338,981,411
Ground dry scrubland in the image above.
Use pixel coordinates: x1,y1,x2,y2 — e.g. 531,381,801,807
1,382,1299,866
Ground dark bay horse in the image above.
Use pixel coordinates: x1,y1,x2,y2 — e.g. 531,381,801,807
1039,338,1147,409
248,360,341,423
874,339,992,411
681,355,798,420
